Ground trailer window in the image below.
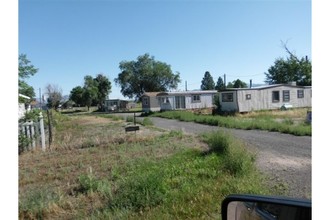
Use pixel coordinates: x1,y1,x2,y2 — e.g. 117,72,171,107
222,93,233,102
283,90,290,102
272,91,280,102
297,90,304,98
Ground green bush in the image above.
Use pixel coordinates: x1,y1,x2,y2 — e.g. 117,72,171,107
223,146,254,176
202,130,230,154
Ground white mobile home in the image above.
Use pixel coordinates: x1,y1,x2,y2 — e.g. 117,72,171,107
219,83,311,113
141,90,218,113
157,90,218,111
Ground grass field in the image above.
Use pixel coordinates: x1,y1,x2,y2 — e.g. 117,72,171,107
19,112,279,219
152,107,311,136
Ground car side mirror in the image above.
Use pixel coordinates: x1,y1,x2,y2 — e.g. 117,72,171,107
221,194,311,220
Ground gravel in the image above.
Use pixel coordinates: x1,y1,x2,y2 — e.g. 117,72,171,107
149,117,311,200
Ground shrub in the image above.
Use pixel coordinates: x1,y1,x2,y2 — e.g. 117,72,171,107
223,145,254,176
202,130,230,154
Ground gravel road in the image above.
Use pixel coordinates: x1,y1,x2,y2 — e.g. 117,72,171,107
149,117,311,200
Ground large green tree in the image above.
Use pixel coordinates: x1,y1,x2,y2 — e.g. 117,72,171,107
82,75,98,111
94,73,112,110
200,71,215,90
69,86,84,106
18,54,38,102
264,45,311,86
115,53,181,100
70,74,111,111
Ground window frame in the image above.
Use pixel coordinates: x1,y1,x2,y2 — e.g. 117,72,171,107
272,91,280,103
192,94,201,103
143,97,149,105
283,90,290,102
297,90,304,98
222,92,234,102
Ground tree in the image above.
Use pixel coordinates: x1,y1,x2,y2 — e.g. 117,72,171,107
18,54,38,102
69,86,84,106
69,74,112,111
200,71,215,90
226,82,234,88
232,79,248,88
115,53,181,100
215,76,225,91
45,84,63,109
264,43,311,86
82,75,98,111
94,73,111,110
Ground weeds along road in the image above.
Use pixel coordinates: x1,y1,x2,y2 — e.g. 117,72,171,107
148,116,311,200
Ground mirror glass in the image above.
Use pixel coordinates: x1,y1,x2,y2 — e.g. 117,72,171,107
227,201,311,220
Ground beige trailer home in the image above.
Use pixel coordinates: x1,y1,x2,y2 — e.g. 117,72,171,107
219,83,311,113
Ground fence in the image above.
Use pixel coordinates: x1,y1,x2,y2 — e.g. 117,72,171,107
19,112,46,153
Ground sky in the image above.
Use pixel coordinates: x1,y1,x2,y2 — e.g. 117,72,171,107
3,0,330,217
18,0,312,100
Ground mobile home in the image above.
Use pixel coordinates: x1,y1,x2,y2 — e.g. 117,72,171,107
141,90,218,113
219,83,312,113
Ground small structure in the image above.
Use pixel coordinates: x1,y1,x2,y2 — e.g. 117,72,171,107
141,92,162,113
104,99,129,112
141,90,218,113
219,83,312,113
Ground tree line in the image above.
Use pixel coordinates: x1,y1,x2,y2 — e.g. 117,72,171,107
19,44,312,110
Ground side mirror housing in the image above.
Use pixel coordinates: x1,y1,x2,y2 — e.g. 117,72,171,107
221,194,311,220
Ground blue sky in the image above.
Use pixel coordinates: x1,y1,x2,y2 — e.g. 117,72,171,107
19,0,311,100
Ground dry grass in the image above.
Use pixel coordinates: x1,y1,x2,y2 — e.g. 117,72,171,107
19,114,207,219
236,108,311,119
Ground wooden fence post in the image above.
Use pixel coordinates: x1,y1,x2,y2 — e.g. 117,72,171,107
39,112,46,151
47,109,53,147
30,122,36,150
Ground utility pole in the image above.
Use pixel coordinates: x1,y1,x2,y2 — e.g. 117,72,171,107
185,81,187,91
224,74,226,89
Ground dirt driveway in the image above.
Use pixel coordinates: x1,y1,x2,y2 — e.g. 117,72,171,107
149,117,311,200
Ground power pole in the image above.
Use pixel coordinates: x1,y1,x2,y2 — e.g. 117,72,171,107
224,74,226,89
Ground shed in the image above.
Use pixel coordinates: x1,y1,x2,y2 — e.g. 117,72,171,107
219,83,312,113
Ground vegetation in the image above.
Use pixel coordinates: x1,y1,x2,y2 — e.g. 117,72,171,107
115,53,181,100
264,43,311,86
69,73,112,111
45,84,63,109
200,71,215,90
152,108,311,136
18,54,38,102
215,76,225,91
19,114,275,219
226,79,248,88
